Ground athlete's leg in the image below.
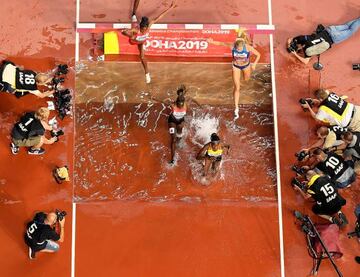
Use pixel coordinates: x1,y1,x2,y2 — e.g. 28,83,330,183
169,123,177,163
213,160,221,174
121,29,133,38
203,158,212,176
242,65,251,81
232,67,241,118
176,121,184,142
132,0,141,15
138,44,149,74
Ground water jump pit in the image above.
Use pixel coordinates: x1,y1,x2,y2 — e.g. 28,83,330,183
74,61,275,202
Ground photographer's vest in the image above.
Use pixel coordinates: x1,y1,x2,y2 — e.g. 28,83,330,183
316,152,348,181
328,126,347,140
1,63,37,92
319,93,354,127
307,175,338,206
25,220,47,246
13,112,44,139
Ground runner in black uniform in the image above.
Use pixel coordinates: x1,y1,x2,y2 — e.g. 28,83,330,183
0,60,55,98
24,211,65,259
313,148,356,188
294,170,348,226
10,108,57,155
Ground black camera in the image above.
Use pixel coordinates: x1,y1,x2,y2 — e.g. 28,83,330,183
292,165,306,175
287,40,298,53
295,150,309,161
315,24,326,34
299,98,313,107
291,178,306,191
55,209,67,222
52,77,65,87
56,64,69,75
54,88,72,120
51,129,64,142
353,64,360,71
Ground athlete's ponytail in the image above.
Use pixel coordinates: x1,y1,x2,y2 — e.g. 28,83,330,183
140,16,150,29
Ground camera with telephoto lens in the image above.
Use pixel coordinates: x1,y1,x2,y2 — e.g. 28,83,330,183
56,64,69,75
54,88,72,120
292,165,306,175
353,64,360,71
287,40,298,53
291,178,306,191
51,129,64,142
55,209,67,222
299,98,314,107
295,150,309,161
52,77,65,87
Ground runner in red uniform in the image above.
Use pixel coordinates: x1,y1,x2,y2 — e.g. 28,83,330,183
122,0,177,84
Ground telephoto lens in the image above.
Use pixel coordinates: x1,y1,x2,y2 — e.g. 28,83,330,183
353,64,360,70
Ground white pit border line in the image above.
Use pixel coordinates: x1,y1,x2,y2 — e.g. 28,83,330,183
268,0,285,276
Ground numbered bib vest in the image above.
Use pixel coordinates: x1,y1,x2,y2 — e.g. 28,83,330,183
328,126,347,140
316,152,348,181
304,32,333,57
320,93,353,126
308,175,338,206
13,112,44,139
25,220,47,246
15,68,37,90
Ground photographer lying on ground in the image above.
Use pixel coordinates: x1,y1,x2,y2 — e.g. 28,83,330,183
300,126,348,154
301,89,360,131
0,60,68,98
292,170,348,227
287,17,360,64
10,107,60,155
24,210,66,260
341,131,360,161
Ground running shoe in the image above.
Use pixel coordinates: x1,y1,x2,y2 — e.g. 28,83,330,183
145,73,151,84
28,247,36,260
338,211,349,227
28,148,45,155
355,256,360,264
131,14,137,22
234,108,239,120
10,143,19,155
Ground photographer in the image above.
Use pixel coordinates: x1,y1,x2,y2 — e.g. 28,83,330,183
301,89,360,132
287,17,360,64
10,107,57,155
293,170,347,226
0,60,58,98
312,148,356,188
25,211,65,260
342,131,360,161
301,126,348,153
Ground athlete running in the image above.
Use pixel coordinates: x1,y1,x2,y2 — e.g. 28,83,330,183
197,133,230,178
122,0,177,84
207,30,261,119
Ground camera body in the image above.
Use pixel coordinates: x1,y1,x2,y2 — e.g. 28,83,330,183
299,98,314,107
54,88,72,119
51,129,64,142
295,150,309,161
292,165,306,175
353,64,360,71
287,40,298,53
56,64,69,75
55,209,67,222
292,178,306,191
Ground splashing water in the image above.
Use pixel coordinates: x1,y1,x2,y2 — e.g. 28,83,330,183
190,112,220,147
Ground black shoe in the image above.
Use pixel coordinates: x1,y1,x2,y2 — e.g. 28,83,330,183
355,256,360,264
28,148,45,155
10,143,19,155
316,24,326,33
338,212,349,227
28,247,36,260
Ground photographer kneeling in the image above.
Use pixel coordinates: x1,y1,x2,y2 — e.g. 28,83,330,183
293,170,347,227
0,60,67,98
10,107,57,155
25,211,65,260
287,17,360,64
301,89,360,132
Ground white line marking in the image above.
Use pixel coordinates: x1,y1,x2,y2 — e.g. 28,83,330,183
257,24,275,30
77,22,96,29
185,24,203,29
151,24,168,29
71,202,77,277
268,0,285,276
220,24,239,30
75,0,80,62
113,23,131,29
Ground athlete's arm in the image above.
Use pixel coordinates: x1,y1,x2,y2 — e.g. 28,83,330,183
247,45,260,70
207,38,233,48
149,1,177,27
132,0,141,15
196,144,208,160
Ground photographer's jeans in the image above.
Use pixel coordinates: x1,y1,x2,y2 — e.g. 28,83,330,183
326,17,360,44
45,240,60,252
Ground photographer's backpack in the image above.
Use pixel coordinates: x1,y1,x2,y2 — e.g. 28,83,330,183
305,35,331,57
